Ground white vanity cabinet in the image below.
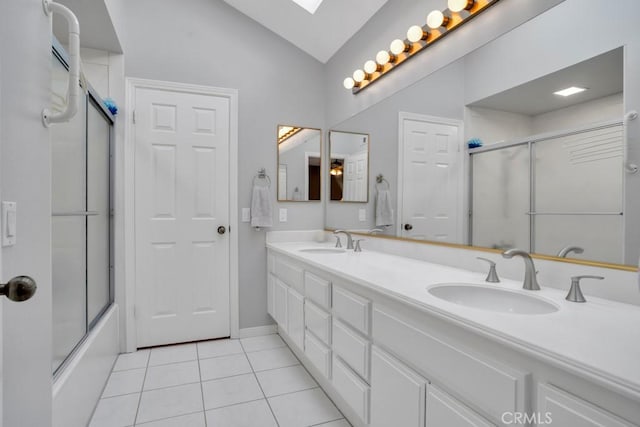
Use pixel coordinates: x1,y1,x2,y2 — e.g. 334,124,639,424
287,287,304,349
426,384,495,427
273,279,288,332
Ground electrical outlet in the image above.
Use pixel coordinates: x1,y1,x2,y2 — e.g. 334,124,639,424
279,208,288,222
359,208,367,222
241,208,250,222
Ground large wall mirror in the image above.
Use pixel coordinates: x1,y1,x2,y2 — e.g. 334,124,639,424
325,3,637,268
277,125,321,201
329,131,370,202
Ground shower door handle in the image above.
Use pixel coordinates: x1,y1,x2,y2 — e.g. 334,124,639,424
1,276,37,302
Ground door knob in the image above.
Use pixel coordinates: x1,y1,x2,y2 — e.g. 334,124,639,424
1,276,37,302
404,224,413,231
217,226,226,235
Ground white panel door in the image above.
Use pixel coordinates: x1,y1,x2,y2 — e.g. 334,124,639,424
399,114,462,242
135,86,230,347
343,151,368,202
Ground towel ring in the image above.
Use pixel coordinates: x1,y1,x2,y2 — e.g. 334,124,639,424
253,168,271,187
375,174,390,191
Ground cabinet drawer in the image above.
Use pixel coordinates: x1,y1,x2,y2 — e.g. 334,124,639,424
333,285,370,335
274,256,304,293
426,385,494,427
332,356,370,424
305,331,331,379
287,288,304,350
373,306,528,422
333,319,370,380
305,300,331,345
304,271,331,309
537,383,635,427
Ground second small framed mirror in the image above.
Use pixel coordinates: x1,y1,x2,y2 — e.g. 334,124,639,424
329,130,370,202
277,125,322,201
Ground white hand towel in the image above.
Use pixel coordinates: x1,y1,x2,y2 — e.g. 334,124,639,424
251,183,273,228
375,189,393,227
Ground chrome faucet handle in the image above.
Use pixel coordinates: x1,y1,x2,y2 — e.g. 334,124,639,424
335,236,342,248
502,248,541,291
566,275,604,303
476,257,500,283
354,239,366,252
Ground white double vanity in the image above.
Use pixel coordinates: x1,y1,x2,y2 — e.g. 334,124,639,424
266,231,640,427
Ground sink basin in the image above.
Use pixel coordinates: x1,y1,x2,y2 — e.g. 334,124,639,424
299,248,346,254
427,283,558,314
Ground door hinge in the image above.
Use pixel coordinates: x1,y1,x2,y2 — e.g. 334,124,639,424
132,110,136,124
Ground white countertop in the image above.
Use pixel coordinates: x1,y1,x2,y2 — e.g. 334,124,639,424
267,241,640,400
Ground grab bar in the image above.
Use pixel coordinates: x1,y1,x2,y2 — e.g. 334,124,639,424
42,0,80,127
624,110,639,174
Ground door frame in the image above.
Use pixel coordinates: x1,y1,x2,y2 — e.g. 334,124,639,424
396,112,465,240
123,78,239,351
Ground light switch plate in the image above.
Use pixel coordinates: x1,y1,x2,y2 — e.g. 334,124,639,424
359,208,367,222
241,208,250,222
2,201,17,246
279,208,288,222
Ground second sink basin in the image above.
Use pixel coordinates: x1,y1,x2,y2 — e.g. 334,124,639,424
299,248,346,254
427,283,559,315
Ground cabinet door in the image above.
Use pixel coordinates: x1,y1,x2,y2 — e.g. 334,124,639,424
426,385,494,427
370,346,426,427
538,384,635,427
287,287,304,350
274,279,288,333
267,273,275,319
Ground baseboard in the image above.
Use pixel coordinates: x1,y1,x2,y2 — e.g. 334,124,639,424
238,324,277,338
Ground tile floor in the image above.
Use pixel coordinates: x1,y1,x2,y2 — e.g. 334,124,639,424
89,334,351,427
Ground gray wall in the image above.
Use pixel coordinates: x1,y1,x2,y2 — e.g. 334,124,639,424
105,0,326,328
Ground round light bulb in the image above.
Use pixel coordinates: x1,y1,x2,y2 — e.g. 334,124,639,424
448,0,474,12
352,69,366,83
376,50,392,65
390,39,408,55
343,77,355,90
427,10,448,29
407,25,427,43
364,60,379,74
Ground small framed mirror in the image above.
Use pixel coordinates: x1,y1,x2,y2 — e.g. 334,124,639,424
277,125,322,201
329,130,370,202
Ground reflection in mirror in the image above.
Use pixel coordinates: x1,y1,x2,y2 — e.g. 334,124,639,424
325,22,634,267
329,131,369,202
277,125,321,201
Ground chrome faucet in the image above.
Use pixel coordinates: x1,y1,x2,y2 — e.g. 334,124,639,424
557,245,584,258
368,228,384,235
502,249,541,291
333,230,354,250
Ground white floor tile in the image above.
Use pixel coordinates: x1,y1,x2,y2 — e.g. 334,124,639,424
148,343,197,366
268,388,343,427
315,419,352,427
256,365,317,397
135,412,205,427
205,399,278,427
199,353,252,381
113,349,150,371
240,334,286,353
201,373,264,410
246,346,299,372
197,339,243,359
136,383,203,424
143,360,200,390
102,368,146,398
89,394,140,427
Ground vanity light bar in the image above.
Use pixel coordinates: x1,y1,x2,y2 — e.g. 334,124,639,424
343,0,501,94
